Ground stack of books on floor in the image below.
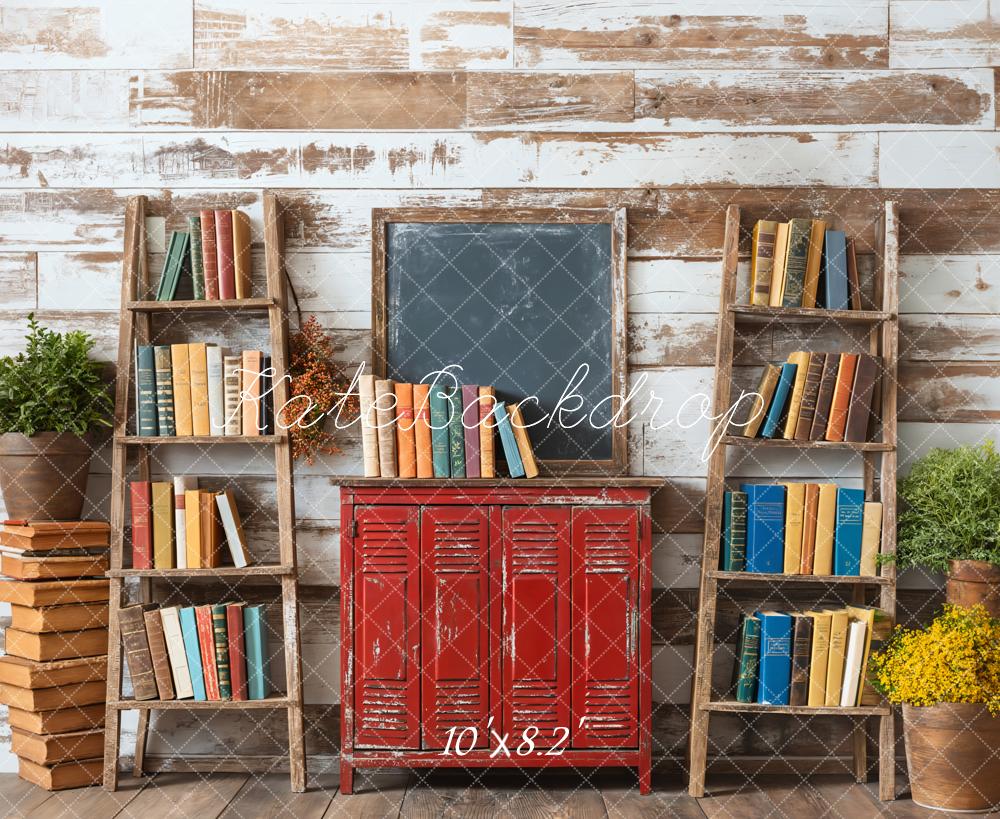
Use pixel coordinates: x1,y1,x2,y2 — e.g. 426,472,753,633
134,343,274,438
359,376,540,479
746,218,863,310
0,521,110,790
120,602,270,703
129,479,252,570
721,483,883,577
731,605,891,708
155,208,252,302
743,351,882,443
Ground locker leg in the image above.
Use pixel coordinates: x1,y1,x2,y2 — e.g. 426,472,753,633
340,759,354,795
638,756,652,795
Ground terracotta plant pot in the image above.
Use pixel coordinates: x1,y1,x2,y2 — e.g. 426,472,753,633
0,432,92,521
903,702,1000,812
946,559,1000,617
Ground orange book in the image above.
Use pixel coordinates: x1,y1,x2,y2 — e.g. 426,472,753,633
825,353,859,442
412,384,433,479
800,483,820,573
479,387,496,478
170,343,192,436
394,383,417,479
198,491,223,568
241,350,263,436
188,342,210,436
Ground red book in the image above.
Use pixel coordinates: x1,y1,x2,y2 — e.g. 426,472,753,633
199,210,219,299
226,603,248,701
214,209,236,300
195,605,221,700
461,385,481,478
129,481,152,569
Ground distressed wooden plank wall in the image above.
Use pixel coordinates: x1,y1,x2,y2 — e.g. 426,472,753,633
0,0,997,772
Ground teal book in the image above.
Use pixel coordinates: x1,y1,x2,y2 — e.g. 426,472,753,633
243,605,270,701
734,614,761,703
780,218,812,307
178,607,207,701
188,215,205,300
721,490,747,572
155,230,190,301
211,603,232,700
492,403,525,478
756,610,793,705
834,487,866,575
446,385,465,478
761,362,797,439
135,345,159,437
428,386,451,478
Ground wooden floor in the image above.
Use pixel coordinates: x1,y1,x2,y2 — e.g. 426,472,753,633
1,771,996,819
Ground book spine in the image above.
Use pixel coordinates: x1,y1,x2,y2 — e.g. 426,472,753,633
155,231,187,302
461,385,481,478
761,362,796,439
359,374,381,477
782,352,811,439
735,618,760,703
120,606,158,700
150,481,174,570
447,386,466,478
846,237,862,310
241,350,263,436
227,605,248,701
727,490,747,571
178,607,207,701
809,355,840,441
859,501,883,577
152,346,175,436
750,221,776,306
844,354,881,443
243,605,269,700
822,229,850,310
813,483,838,575
478,387,496,478
260,355,273,435
143,608,175,700
800,219,827,309
170,343,193,436
172,476,196,569
825,353,859,442
507,403,539,479
800,484,819,574
834,488,865,575
135,345,159,437
744,364,780,439
216,490,252,568
206,345,226,435
807,614,831,707
782,482,805,575
195,606,220,700
780,218,812,307
223,355,242,435
825,611,848,706
413,383,433,479
188,215,205,299
211,604,231,700
394,382,417,479
793,353,826,441
200,210,219,300
493,403,525,478
199,492,222,569
185,489,202,569
188,343,211,436
161,607,194,700
231,210,252,299
129,481,152,570
215,210,236,300
373,379,398,478
428,386,451,478
742,484,785,573
768,223,790,307
788,616,813,706
758,613,793,706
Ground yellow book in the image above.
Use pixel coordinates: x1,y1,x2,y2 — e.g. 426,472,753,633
184,489,202,569
188,343,210,436
506,404,539,479
782,351,811,439
768,223,790,307
150,482,174,570
782,482,805,574
813,483,838,575
801,219,828,308
744,364,781,438
170,343,192,436
806,610,832,707
825,608,849,707
859,501,883,576
231,210,252,300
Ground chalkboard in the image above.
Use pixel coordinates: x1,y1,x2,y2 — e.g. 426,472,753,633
372,208,627,475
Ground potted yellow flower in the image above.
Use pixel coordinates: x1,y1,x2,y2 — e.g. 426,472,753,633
870,605,1000,812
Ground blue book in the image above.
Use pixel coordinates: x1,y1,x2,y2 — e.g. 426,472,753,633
761,363,797,439
492,403,525,478
243,604,270,701
178,607,207,701
822,229,849,310
740,484,785,573
834,487,866,575
721,490,747,572
756,611,793,705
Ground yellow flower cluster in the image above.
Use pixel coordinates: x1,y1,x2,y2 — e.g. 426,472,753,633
869,604,1000,714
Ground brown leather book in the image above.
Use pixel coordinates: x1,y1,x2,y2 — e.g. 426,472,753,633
825,353,859,442
809,355,841,441
215,209,236,299
11,602,109,634
0,578,109,608
119,604,158,700
844,354,882,443
11,727,105,766
5,628,108,663
18,757,102,791
7,703,105,735
0,553,107,581
0,655,106,689
394,382,417,479
0,679,106,711
198,491,223,568
143,608,175,700
412,384,433,478
788,614,814,707
0,521,109,551
199,210,219,300
793,353,826,440
799,483,820,574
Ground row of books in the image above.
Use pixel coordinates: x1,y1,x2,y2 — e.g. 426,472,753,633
121,602,270,702
748,218,862,310
743,352,881,443
129,479,252,570
359,376,540,479
135,344,273,437
155,209,252,302
732,606,890,708
722,484,882,576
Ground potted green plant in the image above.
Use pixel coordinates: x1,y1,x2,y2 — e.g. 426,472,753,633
870,604,1000,812
895,442,1000,616
0,316,112,520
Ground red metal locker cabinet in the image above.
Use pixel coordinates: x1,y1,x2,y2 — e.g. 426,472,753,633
420,506,495,749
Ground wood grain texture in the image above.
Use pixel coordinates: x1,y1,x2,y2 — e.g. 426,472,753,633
881,133,1000,188
890,0,1000,68
467,71,635,125
0,253,35,309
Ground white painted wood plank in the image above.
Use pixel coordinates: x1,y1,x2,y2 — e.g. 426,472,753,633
0,70,132,131
0,253,35,309
411,1,514,69
890,0,1000,68
36,251,119,310
900,255,1000,314
880,132,1000,188
902,314,1000,361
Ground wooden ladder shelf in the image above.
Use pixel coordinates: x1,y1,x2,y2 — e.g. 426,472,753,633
687,202,900,800
103,192,307,791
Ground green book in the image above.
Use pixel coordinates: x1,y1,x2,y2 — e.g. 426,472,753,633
135,345,158,436
446,385,465,478
721,490,747,572
152,345,175,437
154,230,190,301
735,614,761,703
428,386,451,478
780,218,812,307
211,603,232,700
243,604,270,700
188,215,205,300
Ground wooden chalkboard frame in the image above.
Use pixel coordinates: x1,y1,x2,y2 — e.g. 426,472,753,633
371,206,628,476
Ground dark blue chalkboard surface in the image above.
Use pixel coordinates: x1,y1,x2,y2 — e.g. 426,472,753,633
372,208,627,474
